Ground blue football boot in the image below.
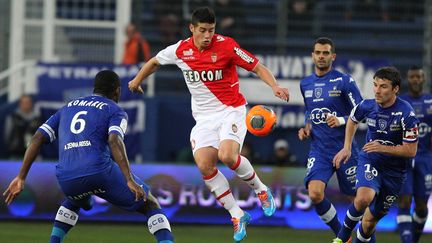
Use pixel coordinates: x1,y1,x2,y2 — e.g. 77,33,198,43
258,187,276,216
232,212,251,242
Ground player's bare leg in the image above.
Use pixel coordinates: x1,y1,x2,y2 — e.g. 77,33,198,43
219,139,276,216
309,180,341,236
194,147,249,242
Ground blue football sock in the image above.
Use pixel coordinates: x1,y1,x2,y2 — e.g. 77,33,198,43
146,208,174,243
314,198,341,236
338,203,364,241
355,224,374,243
412,209,428,243
50,200,80,243
397,207,412,243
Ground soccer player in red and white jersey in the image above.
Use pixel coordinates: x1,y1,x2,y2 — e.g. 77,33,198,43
129,7,289,242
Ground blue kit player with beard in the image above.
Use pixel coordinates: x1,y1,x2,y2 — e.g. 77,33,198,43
299,37,363,238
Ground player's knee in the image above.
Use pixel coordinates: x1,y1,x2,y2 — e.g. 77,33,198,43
308,189,324,204
218,150,236,166
195,161,216,176
147,214,172,235
354,197,372,210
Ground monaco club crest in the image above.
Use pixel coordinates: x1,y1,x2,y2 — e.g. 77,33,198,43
211,52,217,63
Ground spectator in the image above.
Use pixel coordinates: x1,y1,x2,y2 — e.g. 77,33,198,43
345,0,389,22
4,95,41,159
122,23,151,64
154,1,182,46
287,0,314,34
213,0,244,38
268,139,300,167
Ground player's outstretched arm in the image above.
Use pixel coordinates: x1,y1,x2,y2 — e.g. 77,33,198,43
252,63,289,102
108,133,146,201
3,131,47,205
128,57,161,94
363,141,418,158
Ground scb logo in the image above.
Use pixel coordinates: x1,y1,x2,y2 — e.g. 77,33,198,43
58,209,77,221
310,108,336,124
148,217,165,230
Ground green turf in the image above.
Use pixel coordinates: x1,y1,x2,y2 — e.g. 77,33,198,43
1,221,432,243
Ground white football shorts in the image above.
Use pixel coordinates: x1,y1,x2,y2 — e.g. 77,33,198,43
190,105,247,154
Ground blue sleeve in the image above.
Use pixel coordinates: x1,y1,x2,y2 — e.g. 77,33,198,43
37,110,60,143
108,107,128,140
343,76,363,122
402,108,420,143
349,100,366,123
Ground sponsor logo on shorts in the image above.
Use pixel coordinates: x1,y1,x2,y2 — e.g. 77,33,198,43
345,166,357,176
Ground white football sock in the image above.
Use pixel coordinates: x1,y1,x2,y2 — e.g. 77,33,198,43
231,155,267,194
203,169,244,219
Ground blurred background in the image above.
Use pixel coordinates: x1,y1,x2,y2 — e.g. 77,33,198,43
0,0,431,242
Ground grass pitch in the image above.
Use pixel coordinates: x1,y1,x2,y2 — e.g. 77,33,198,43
1,221,431,243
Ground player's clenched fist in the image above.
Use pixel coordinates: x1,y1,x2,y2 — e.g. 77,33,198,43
298,124,311,140
128,80,144,94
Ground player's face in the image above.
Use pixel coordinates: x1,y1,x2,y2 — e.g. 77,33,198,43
373,77,399,107
407,69,425,95
312,44,336,72
190,22,215,50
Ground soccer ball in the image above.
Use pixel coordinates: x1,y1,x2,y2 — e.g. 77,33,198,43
246,105,277,136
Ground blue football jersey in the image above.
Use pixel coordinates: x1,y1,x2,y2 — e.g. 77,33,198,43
399,93,432,154
300,69,363,153
350,97,419,174
38,95,128,180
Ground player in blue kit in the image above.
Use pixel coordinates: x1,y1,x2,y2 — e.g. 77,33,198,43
298,37,363,237
3,70,174,243
396,66,432,243
332,67,419,243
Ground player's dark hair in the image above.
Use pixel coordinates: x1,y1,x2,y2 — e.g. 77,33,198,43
373,66,401,88
93,70,120,98
191,7,216,26
314,37,335,53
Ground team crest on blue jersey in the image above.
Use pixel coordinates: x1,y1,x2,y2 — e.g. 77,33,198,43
378,119,387,130
314,88,322,98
